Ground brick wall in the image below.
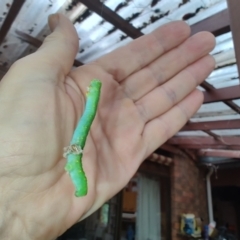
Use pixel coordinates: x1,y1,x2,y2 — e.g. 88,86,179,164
171,155,208,240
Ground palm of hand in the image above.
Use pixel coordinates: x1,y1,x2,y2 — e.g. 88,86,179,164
0,14,215,240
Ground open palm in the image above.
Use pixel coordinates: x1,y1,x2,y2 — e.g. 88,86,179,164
0,14,215,240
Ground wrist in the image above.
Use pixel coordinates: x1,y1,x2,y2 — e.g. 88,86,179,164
0,185,31,240
0,183,8,238
0,205,31,240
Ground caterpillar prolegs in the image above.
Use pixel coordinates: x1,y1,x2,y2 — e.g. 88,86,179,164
64,79,102,197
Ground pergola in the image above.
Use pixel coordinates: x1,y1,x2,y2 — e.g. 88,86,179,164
0,0,240,162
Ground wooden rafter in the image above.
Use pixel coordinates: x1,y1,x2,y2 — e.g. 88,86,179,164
203,130,219,139
0,0,26,45
227,0,240,77
201,81,240,114
202,85,240,115
79,0,143,39
15,30,83,67
178,144,240,150
181,148,197,161
190,9,230,36
224,101,240,114
203,85,240,103
201,81,215,91
168,136,240,146
15,30,42,47
160,144,183,155
182,119,240,131
198,149,240,158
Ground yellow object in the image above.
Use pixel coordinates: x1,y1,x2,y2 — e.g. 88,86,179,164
122,190,137,213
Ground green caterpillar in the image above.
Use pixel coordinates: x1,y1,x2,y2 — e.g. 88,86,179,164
64,79,102,197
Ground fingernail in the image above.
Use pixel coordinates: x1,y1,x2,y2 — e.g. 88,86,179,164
48,13,59,31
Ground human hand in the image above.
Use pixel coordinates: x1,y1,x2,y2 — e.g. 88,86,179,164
0,13,215,239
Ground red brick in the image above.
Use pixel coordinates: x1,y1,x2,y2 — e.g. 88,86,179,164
171,155,208,239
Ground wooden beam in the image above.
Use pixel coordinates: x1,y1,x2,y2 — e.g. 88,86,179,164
227,0,240,77
160,144,182,155
15,30,83,67
203,85,240,103
182,119,240,131
181,148,197,161
178,144,240,150
198,149,240,158
201,81,215,91
0,0,26,45
201,82,240,112
80,0,143,39
16,30,42,47
191,9,230,36
224,101,240,114
203,130,219,139
168,136,240,146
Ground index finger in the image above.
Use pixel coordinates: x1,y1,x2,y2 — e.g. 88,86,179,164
95,21,190,82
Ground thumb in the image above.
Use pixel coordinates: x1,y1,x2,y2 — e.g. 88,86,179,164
36,13,79,78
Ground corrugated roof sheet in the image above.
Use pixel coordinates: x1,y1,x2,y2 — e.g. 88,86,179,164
75,0,227,62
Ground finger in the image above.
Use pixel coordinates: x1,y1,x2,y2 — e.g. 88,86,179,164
122,31,215,101
16,13,79,81
135,55,215,123
40,13,79,76
95,21,190,81
143,89,203,157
